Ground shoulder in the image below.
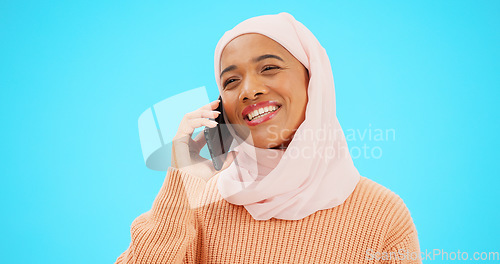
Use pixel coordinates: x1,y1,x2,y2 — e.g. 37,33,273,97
350,177,422,257
348,175,410,211
343,176,417,234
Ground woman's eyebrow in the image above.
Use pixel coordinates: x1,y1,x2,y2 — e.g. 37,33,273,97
220,54,284,78
220,65,237,78
253,54,284,63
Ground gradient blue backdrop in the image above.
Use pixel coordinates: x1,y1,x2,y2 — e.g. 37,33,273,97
1,1,498,263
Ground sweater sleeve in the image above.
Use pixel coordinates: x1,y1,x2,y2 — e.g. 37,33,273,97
381,198,422,264
115,167,206,264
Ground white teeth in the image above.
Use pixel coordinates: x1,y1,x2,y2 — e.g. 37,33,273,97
247,105,279,121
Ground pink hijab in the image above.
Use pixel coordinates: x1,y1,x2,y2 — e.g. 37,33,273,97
214,12,361,220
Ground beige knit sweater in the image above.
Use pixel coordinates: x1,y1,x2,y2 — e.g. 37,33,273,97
116,167,421,263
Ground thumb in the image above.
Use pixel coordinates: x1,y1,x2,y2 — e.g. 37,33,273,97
192,131,207,153
220,151,237,172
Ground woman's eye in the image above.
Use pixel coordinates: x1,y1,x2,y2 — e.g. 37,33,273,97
262,65,280,72
224,78,237,88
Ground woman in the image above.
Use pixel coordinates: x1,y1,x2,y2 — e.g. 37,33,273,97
116,12,421,263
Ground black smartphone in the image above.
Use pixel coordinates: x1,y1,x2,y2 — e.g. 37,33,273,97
204,96,234,171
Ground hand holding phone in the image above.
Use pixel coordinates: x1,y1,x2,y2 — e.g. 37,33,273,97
204,96,235,171
171,99,236,181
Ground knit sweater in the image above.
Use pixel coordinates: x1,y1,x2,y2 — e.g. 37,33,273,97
115,167,422,263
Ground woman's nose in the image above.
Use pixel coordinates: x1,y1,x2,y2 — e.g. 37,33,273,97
239,76,267,102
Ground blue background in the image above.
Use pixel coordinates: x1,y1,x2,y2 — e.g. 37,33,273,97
1,0,498,263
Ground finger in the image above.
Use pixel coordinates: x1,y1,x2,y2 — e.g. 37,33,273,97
199,99,220,111
207,110,221,119
193,131,205,142
188,118,218,129
176,118,217,138
192,131,207,152
185,109,220,119
200,110,221,119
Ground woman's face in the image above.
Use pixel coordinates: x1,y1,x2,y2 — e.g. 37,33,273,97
220,33,309,149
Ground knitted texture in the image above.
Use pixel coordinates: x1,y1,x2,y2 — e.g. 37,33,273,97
116,168,421,263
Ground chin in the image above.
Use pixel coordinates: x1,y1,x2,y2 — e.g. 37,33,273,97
257,140,288,149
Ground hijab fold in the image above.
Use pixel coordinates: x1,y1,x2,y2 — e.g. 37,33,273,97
214,12,361,220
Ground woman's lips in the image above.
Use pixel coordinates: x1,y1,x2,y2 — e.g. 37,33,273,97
243,105,282,126
241,101,281,118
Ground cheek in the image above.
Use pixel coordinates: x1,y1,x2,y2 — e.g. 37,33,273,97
222,94,239,123
275,74,306,103
224,106,236,122
284,77,308,117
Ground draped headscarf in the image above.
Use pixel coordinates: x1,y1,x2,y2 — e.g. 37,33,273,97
214,12,361,220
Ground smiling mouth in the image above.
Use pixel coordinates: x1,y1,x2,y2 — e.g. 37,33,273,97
246,105,281,121
243,105,282,126
241,100,282,126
